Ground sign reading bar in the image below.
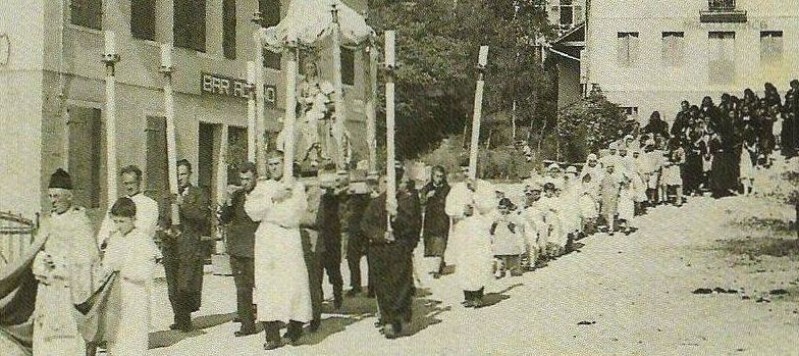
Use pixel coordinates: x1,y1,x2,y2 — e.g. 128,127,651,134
201,72,277,108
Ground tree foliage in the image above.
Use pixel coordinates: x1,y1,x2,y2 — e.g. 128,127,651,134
368,0,557,159
557,87,628,162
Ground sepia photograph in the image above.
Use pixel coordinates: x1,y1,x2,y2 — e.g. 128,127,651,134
0,0,798,354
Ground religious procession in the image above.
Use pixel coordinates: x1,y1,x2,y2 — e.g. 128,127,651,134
2,0,799,355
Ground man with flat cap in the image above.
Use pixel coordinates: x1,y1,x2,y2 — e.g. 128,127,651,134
361,162,422,338
32,169,99,355
219,161,260,336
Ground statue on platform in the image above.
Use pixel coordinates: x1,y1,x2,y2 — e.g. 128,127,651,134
280,60,351,171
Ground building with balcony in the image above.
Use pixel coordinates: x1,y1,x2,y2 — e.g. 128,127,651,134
0,0,369,222
552,0,798,126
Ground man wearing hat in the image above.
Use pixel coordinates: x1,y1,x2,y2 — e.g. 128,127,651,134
245,150,312,350
361,161,422,338
219,161,260,336
32,169,99,355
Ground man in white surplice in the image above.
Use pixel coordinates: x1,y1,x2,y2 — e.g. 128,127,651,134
244,151,312,351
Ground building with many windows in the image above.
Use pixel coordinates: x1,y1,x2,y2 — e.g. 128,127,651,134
552,0,799,125
0,0,369,222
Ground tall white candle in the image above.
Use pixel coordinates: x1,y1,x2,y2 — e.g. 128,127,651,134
478,45,489,66
160,43,172,68
385,31,396,66
104,31,116,55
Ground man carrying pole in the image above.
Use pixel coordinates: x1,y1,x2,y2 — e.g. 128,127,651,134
361,31,422,339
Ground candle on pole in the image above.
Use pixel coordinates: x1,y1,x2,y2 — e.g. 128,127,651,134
282,42,298,182
102,30,120,202
246,61,257,162
384,30,397,235
160,43,181,226
253,30,267,177
468,45,488,180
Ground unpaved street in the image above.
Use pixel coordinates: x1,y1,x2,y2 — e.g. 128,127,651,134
146,195,798,355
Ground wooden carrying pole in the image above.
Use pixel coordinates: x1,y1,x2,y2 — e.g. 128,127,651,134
331,3,347,171
384,31,396,234
468,46,489,180
366,42,378,176
102,31,120,201
283,42,298,182
160,43,181,225
246,61,257,162
253,30,268,177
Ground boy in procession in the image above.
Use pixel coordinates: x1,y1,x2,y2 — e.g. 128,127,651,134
99,197,160,356
97,165,159,251
446,175,497,308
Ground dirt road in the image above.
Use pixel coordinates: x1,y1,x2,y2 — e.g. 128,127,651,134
147,195,798,355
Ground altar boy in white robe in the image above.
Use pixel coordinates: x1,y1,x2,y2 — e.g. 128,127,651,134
445,175,497,308
100,197,160,356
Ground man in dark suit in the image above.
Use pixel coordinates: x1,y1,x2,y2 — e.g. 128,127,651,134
219,161,259,336
361,163,422,338
160,159,210,332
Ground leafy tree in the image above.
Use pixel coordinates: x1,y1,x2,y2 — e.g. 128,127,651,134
557,86,628,162
367,0,557,159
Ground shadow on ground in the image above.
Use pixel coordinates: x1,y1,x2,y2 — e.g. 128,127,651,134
715,237,799,259
149,313,236,349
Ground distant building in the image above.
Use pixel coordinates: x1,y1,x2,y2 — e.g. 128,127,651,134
547,0,585,36
552,0,799,125
0,0,369,221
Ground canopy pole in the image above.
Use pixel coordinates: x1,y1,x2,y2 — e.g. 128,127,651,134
160,43,181,226
468,46,489,180
384,30,396,236
102,31,120,203
253,30,267,177
246,61,257,162
283,41,298,183
331,3,347,172
366,42,378,176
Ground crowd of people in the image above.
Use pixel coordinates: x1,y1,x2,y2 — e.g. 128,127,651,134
24,79,798,354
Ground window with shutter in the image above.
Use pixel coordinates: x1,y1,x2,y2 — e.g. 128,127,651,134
708,31,735,84
223,0,237,59
68,106,104,209
71,0,103,30
131,0,156,40
174,0,207,52
617,32,639,67
259,0,282,69
661,32,684,67
760,31,783,64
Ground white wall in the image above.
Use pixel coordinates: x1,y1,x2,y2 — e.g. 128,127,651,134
585,0,799,124
0,0,45,220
